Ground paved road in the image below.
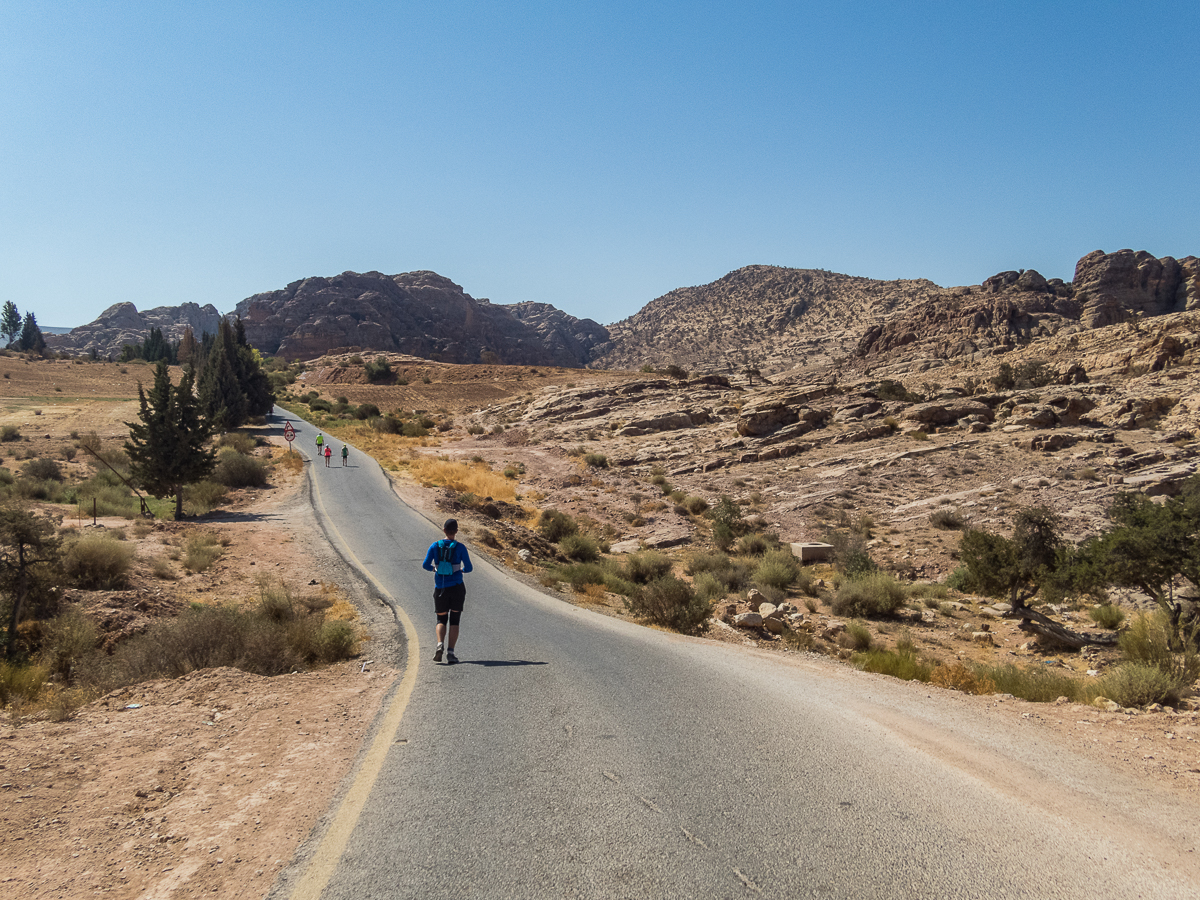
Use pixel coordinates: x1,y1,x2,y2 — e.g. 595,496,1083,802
271,412,1200,899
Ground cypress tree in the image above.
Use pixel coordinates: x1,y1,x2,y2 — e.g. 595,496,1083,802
125,360,215,519
198,323,248,430
0,301,21,347
18,312,45,354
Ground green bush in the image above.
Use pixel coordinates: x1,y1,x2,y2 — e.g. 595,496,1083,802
692,572,726,603
213,449,268,488
832,573,907,618
1,425,21,442
854,646,933,682
39,607,98,682
183,480,227,515
560,532,600,562
0,661,48,707
686,551,732,575
583,453,608,468
1119,611,1200,685
972,663,1084,704
754,548,800,589
1097,663,1187,708
217,432,257,454
626,575,711,634
842,620,873,650
65,533,135,589
23,458,63,481
908,582,951,601
1088,604,1125,630
365,357,392,381
371,415,404,434
401,421,430,437
538,509,578,542
355,403,381,420
734,534,771,556
681,495,709,515
623,550,673,584
309,397,332,412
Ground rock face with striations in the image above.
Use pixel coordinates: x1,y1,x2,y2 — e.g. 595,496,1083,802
233,270,606,365
1074,249,1200,328
46,302,223,359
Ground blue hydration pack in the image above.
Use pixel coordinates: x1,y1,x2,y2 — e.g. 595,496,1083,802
436,540,459,576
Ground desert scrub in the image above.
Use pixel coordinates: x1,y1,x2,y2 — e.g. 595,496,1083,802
733,533,772,556
98,601,360,684
971,663,1084,704
213,448,269,488
184,532,224,572
583,452,608,468
692,572,727,603
537,509,578,542
559,532,601,562
1096,662,1188,708
622,550,673,584
1088,603,1125,630
22,457,63,481
1118,611,1200,686
840,620,873,651
929,508,964,530
685,551,752,592
832,573,907,618
854,645,933,682
64,532,135,589
625,575,711,635
680,495,708,515
929,663,995,695
753,548,801,590
184,480,228,515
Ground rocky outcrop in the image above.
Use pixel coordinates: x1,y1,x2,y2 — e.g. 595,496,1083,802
46,302,223,359
233,270,602,366
1074,249,1199,328
506,302,610,366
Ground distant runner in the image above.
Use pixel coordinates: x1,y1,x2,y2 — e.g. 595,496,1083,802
341,444,348,466
324,445,332,467
315,432,324,455
422,518,473,664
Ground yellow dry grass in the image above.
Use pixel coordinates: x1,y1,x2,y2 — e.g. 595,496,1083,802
406,456,518,502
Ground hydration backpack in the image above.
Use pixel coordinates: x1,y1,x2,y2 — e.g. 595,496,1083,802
435,540,459,576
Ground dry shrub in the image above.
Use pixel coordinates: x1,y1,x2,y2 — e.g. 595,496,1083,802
214,449,268,488
65,532,135,589
626,575,711,635
1096,663,1186,708
275,451,304,474
839,620,873,651
184,532,223,572
623,550,673,584
184,480,227,515
832,573,906,618
408,457,518,502
150,555,175,579
930,663,996,695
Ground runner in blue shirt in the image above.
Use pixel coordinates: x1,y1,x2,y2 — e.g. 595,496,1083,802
421,518,473,664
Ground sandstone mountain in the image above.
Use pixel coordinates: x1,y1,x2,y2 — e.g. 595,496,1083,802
233,270,607,367
46,301,223,359
595,249,1199,379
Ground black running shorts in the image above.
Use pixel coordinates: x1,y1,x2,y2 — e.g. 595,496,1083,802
434,582,466,614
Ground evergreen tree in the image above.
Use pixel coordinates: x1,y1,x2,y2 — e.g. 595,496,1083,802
177,326,199,370
125,360,215,519
198,324,248,430
232,317,274,416
17,312,45,354
0,504,62,659
0,301,21,347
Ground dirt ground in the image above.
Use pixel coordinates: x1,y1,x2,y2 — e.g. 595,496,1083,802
2,354,1200,900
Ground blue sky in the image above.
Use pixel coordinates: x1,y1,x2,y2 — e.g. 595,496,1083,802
2,2,1197,330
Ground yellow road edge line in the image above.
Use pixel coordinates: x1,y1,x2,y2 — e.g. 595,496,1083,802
288,450,421,900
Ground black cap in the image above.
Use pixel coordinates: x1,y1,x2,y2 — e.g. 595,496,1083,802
443,518,458,533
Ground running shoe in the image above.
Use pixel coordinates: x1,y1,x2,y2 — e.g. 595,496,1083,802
433,643,443,662
446,650,458,665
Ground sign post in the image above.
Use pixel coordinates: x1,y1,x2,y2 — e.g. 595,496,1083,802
283,421,296,455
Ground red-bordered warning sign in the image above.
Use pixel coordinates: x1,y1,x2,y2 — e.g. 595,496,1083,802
283,421,295,442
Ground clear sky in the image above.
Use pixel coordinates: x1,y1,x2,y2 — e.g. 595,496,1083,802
3,1,1197,330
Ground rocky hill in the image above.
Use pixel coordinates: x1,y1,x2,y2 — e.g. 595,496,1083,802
46,301,223,359
593,250,1200,379
233,270,607,367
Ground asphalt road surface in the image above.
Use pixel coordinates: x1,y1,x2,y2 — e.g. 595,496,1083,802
270,411,1200,899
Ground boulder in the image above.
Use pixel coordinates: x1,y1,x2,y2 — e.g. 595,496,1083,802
733,612,763,629
904,400,993,427
1074,249,1189,327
